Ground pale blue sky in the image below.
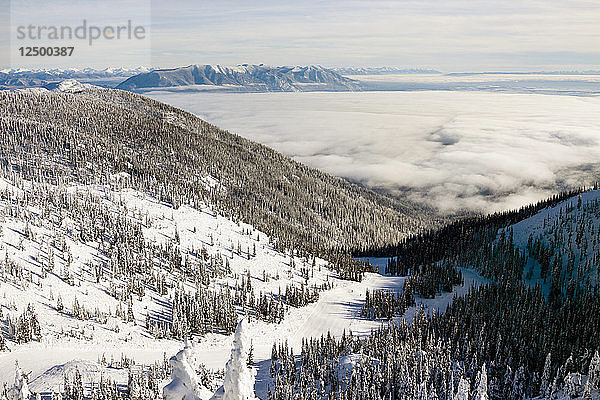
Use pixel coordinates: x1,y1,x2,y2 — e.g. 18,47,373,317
2,0,599,71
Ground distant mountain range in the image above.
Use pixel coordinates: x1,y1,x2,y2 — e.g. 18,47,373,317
115,64,361,92
0,67,151,76
0,67,150,90
332,67,442,75
2,65,599,93
446,70,600,76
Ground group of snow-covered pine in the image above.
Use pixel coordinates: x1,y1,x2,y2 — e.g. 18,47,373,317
0,88,599,399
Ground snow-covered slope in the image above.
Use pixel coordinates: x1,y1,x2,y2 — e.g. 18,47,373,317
504,190,600,293
0,175,336,391
0,172,487,398
10,79,97,94
42,79,97,93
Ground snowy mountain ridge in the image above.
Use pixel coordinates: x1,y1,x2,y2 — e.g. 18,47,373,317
43,79,98,93
0,67,151,75
0,67,152,90
333,67,442,75
9,79,98,94
116,64,362,92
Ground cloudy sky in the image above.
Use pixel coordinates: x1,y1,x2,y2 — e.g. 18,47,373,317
2,0,599,71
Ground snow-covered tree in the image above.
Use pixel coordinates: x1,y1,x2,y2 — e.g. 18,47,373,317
564,372,583,398
540,352,552,397
586,351,600,393
6,362,31,400
0,333,7,351
219,318,257,400
473,363,488,400
163,339,208,400
455,377,470,400
510,366,526,399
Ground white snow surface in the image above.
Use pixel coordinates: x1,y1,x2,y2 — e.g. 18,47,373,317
28,360,127,395
52,79,97,93
214,319,257,400
510,190,600,247
0,177,328,389
0,175,488,398
164,339,211,400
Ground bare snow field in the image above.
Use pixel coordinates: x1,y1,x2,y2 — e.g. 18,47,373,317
146,90,600,214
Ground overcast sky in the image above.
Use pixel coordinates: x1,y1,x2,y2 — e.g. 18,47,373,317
2,0,600,71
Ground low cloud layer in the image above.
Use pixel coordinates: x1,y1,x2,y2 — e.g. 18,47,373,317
148,90,600,214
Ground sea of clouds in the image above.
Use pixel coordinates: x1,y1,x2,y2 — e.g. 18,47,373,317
147,90,600,214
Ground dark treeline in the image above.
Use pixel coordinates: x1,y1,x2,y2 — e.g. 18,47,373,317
360,285,415,321
270,281,600,400
405,262,463,299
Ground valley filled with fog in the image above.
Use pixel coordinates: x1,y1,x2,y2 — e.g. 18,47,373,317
146,88,600,214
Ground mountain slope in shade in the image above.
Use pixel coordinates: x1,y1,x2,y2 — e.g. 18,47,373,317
116,64,362,92
507,190,600,293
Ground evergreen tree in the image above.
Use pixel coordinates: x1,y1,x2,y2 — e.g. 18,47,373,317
163,339,206,400
221,319,257,400
473,364,488,400
540,352,552,397
6,362,30,400
455,377,470,400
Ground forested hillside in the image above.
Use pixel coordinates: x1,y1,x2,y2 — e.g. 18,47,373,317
0,87,437,396
270,280,600,400
0,88,430,258
359,189,600,300
2,86,597,400
270,191,600,400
